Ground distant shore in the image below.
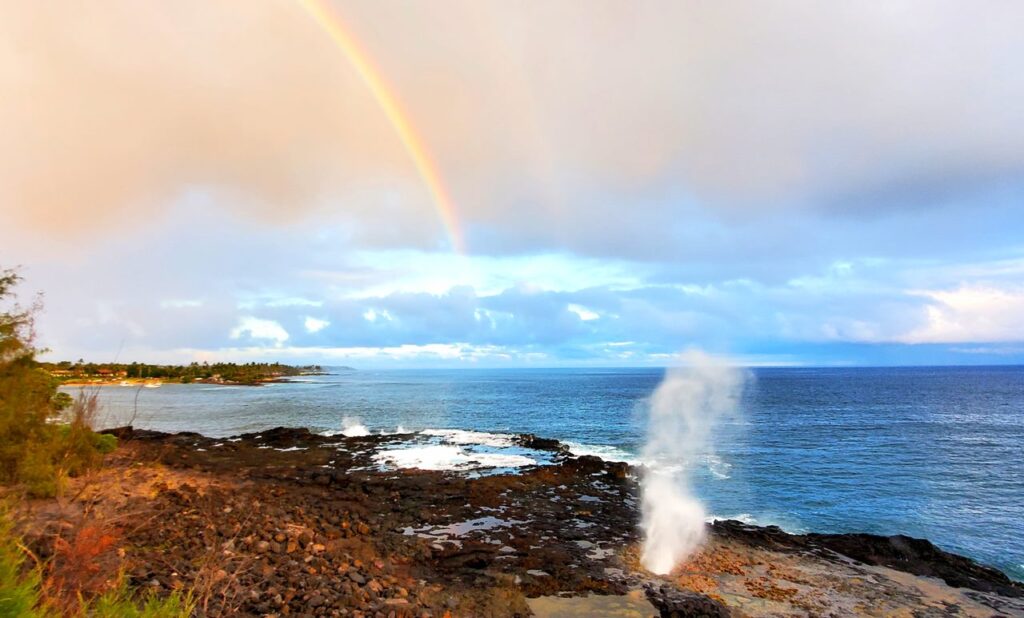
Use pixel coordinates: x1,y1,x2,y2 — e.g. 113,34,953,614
42,361,339,387
57,375,326,388
15,426,1022,617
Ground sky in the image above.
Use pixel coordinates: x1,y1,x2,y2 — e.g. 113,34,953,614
1,0,1023,367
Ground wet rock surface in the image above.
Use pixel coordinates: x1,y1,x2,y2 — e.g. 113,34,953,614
711,520,1023,599
60,426,1023,616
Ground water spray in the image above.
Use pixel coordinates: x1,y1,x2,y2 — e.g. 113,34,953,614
640,350,746,574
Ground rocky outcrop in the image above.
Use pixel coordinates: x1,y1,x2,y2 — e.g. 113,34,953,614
644,583,732,617
514,433,570,455
711,519,1024,598
80,426,1023,617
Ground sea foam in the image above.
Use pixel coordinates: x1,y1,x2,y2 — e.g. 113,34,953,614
373,445,536,471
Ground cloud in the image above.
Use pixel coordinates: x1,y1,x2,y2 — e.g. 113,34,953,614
362,309,393,323
304,316,330,334
899,285,1024,343
4,1,1024,366
268,298,324,308
174,343,529,365
951,345,1024,356
15,213,1024,365
0,0,442,245
567,304,600,321
3,1,1024,258
230,316,289,345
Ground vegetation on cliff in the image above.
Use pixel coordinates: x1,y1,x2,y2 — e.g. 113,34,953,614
38,360,325,386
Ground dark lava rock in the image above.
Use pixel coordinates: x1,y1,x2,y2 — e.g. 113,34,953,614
93,425,1023,617
644,583,731,617
101,426,178,441
437,547,494,570
562,454,629,479
711,519,1024,598
514,433,570,455
348,570,366,585
101,425,136,439
241,426,314,447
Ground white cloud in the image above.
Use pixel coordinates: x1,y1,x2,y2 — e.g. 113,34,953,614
567,303,600,321
899,285,1024,344
951,345,1024,355
267,297,323,308
334,250,647,299
229,316,289,344
5,1,1024,266
189,343,515,363
304,316,330,333
362,309,393,323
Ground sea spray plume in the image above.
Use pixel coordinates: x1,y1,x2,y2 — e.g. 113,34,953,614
640,351,746,574
340,417,369,437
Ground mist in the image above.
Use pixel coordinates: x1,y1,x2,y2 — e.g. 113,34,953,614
640,350,747,574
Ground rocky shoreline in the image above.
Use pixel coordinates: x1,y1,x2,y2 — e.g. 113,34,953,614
20,426,1024,617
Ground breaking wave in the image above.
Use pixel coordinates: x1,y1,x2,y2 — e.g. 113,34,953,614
321,417,370,437
317,424,673,476
564,441,641,466
420,428,515,447
373,445,537,471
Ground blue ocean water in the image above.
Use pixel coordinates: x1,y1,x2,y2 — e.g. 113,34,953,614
73,366,1024,580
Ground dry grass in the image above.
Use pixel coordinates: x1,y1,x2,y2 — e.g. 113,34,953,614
42,522,122,615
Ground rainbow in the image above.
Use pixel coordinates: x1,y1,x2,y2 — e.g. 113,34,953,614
298,0,465,253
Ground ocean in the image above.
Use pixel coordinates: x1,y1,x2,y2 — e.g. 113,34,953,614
69,365,1024,581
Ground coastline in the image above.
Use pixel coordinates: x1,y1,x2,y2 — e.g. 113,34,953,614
56,375,330,388
13,426,1022,617
44,362,334,388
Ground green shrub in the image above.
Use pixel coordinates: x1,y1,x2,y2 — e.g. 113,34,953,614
15,447,61,500
1,270,116,497
88,584,193,618
93,433,118,455
51,392,72,412
0,364,61,490
52,393,106,480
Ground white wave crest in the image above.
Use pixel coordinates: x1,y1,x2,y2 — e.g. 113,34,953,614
321,417,370,437
704,513,805,534
706,454,732,479
564,441,641,466
420,428,515,447
342,425,369,437
373,445,536,471
705,513,757,525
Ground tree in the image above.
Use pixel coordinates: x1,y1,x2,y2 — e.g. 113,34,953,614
0,268,60,494
0,268,113,497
